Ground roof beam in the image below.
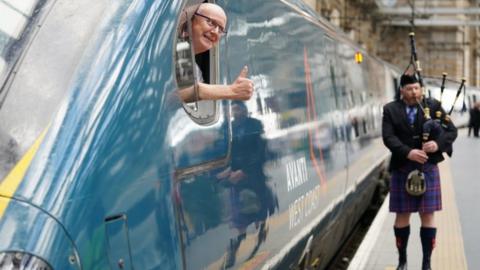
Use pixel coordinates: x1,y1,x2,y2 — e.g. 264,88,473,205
383,19,480,27
379,7,480,15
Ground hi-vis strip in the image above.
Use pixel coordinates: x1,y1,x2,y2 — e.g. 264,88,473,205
0,129,48,218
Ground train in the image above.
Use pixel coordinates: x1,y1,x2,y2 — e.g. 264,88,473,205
1,0,479,269
423,77,480,128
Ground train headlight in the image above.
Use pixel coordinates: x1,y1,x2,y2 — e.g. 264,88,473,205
0,251,52,270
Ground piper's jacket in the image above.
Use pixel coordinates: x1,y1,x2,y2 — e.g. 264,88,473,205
382,98,457,171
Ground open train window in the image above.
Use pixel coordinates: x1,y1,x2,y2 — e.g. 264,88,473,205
174,0,220,126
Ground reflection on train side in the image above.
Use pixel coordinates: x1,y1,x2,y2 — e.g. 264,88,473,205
173,11,391,266
1,0,403,269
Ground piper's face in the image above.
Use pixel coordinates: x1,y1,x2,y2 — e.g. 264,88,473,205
401,82,422,106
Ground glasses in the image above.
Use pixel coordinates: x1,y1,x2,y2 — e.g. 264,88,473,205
194,12,227,35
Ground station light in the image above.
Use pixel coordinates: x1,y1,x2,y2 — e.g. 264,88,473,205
355,51,363,64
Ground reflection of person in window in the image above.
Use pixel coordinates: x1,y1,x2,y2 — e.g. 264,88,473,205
177,3,254,102
217,101,277,267
0,128,19,180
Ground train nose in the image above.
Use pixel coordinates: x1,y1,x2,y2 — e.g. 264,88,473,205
0,197,81,270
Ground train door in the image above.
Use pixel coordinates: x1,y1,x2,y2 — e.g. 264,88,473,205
321,36,349,210
320,36,352,257
170,1,238,269
303,34,350,226
172,0,231,179
335,44,390,250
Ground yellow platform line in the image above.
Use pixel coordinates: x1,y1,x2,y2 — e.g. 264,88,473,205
433,158,468,269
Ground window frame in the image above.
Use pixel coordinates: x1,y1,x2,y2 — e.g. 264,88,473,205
174,0,221,126
0,0,50,108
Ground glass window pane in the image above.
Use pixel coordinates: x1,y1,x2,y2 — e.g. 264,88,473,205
0,1,28,39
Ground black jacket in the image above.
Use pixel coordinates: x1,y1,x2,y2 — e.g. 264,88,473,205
470,108,480,128
382,98,457,171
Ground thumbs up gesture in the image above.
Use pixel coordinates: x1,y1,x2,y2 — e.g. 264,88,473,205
229,66,254,100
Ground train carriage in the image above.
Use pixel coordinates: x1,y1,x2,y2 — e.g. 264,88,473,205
1,0,466,269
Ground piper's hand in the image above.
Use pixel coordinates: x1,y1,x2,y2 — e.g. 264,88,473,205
422,141,439,153
407,149,428,164
229,66,254,100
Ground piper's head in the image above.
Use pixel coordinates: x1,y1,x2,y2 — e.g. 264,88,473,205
400,73,422,106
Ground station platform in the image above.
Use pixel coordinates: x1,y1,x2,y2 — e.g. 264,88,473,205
348,128,480,270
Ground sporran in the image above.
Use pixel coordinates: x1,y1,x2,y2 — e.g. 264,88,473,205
405,169,426,196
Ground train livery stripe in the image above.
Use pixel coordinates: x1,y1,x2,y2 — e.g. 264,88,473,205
0,129,48,218
303,46,327,187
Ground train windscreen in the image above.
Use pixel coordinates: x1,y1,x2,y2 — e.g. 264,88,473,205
0,0,108,180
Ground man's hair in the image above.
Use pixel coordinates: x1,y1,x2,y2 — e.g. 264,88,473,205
400,73,419,87
232,100,247,109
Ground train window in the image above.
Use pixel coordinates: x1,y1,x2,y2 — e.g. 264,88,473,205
324,36,341,109
0,0,109,180
171,0,230,174
0,1,41,94
175,0,220,125
0,0,47,179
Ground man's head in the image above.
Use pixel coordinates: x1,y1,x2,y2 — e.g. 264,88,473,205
188,3,227,54
232,101,248,120
399,74,422,106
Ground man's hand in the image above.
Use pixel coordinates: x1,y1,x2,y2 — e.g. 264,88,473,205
216,167,231,179
228,170,247,183
422,141,438,153
407,149,428,164
229,66,253,100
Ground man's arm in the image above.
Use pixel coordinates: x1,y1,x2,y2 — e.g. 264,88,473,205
178,66,253,102
382,104,412,158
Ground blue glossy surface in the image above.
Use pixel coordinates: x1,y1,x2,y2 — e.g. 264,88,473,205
0,197,80,269
12,0,184,269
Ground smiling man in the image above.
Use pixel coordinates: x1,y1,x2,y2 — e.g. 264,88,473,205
191,3,227,54
178,3,254,103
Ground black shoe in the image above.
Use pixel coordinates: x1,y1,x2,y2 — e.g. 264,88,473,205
422,263,431,270
224,234,246,268
396,262,407,270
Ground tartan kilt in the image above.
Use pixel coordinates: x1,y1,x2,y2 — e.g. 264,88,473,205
389,161,442,213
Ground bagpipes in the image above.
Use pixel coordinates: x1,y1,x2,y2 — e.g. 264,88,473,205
404,32,462,196
406,32,464,142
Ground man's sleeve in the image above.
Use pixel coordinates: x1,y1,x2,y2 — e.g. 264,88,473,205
382,104,411,158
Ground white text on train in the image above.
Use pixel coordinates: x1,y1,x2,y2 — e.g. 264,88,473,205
286,157,308,192
289,185,321,230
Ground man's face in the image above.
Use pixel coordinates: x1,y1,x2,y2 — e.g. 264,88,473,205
191,4,227,54
400,82,422,106
232,104,247,119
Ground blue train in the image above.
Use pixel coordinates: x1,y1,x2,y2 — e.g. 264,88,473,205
423,77,480,128
3,0,473,269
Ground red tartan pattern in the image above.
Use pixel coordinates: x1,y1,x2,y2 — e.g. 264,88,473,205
389,161,442,213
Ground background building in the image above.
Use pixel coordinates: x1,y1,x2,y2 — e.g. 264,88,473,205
304,0,480,87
